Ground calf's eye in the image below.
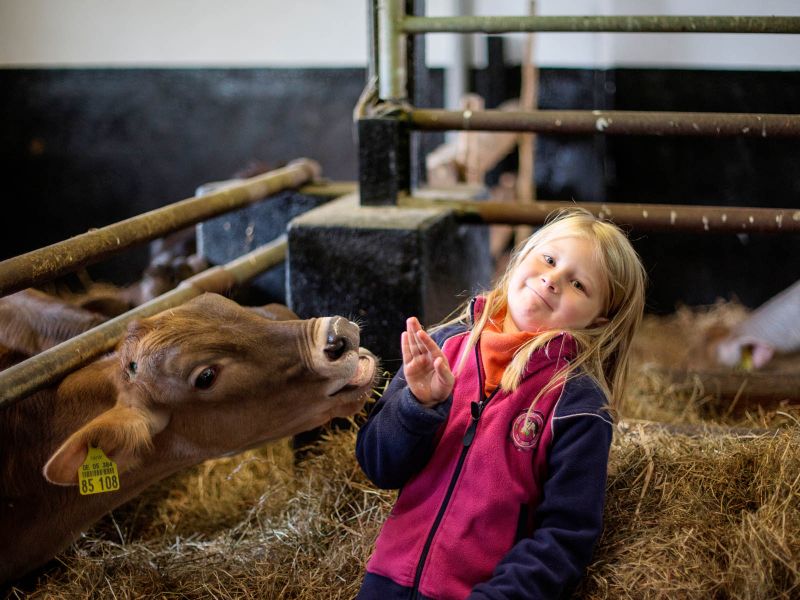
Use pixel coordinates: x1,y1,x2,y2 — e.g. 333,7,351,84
193,367,218,390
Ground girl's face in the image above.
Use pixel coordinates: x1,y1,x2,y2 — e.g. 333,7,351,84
504,235,608,333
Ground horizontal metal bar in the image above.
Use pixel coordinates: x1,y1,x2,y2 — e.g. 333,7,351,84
399,196,800,233
402,15,800,34
0,236,287,408
0,159,318,299
298,181,358,197
409,108,800,138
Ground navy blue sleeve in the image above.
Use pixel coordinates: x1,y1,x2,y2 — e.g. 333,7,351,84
355,325,462,489
469,381,613,599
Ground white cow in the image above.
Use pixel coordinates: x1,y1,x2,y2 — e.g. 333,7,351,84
715,279,800,369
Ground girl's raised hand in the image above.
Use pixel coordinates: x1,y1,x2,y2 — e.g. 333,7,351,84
400,317,455,407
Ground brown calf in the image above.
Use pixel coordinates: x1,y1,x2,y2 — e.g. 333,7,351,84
0,293,377,585
0,288,107,358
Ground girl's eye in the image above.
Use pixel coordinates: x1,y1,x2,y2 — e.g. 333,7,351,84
543,254,554,265
193,367,218,390
572,280,585,292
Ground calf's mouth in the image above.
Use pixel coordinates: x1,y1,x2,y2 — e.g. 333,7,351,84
330,350,378,397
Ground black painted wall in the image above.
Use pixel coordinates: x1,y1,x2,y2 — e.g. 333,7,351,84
472,65,800,313
608,70,800,313
1,65,798,312
0,68,371,283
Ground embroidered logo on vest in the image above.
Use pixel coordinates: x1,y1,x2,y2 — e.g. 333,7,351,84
510,410,544,451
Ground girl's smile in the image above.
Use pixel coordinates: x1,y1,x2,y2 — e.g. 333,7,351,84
525,282,552,310
504,236,608,333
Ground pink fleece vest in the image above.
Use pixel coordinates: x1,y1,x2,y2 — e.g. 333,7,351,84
366,330,575,599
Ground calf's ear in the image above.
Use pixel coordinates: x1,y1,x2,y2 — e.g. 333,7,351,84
43,403,169,486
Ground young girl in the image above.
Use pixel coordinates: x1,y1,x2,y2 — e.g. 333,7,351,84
355,208,646,600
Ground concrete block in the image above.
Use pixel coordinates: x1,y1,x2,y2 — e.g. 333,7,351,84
196,181,328,303
358,117,410,206
288,194,492,367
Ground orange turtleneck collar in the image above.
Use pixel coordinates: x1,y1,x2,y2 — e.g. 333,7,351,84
478,307,538,398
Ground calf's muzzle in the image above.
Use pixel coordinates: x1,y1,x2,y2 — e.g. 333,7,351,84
324,316,358,361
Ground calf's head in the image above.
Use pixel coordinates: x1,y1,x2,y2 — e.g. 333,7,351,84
43,293,377,485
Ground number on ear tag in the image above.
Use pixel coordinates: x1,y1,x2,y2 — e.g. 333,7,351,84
78,446,121,495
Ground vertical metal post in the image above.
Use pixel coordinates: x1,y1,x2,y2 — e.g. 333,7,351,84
367,0,379,83
378,0,407,101
361,0,413,205
408,0,429,191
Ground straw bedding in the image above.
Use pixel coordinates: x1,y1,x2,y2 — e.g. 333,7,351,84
4,302,799,599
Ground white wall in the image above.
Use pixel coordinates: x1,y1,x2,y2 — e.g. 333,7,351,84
1,0,798,69
0,0,368,67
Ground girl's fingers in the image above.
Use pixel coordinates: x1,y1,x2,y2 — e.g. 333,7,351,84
404,319,421,358
406,316,421,337
433,356,454,382
407,317,426,356
400,331,412,365
432,357,455,397
417,328,443,357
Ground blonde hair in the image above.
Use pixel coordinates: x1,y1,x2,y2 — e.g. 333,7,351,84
441,207,646,414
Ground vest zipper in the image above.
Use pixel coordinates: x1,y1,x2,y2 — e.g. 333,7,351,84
411,345,499,598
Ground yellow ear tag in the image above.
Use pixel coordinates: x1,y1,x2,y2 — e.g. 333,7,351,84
739,345,754,372
78,446,121,495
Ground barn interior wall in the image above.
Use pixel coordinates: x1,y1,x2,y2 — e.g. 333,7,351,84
0,65,798,313
0,68,373,285
470,63,800,313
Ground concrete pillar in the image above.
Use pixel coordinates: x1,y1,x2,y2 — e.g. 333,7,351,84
358,117,410,207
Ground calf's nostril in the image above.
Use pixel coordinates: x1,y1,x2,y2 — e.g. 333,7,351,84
324,334,350,361
324,316,358,361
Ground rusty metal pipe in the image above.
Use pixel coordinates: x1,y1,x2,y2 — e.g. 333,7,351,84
409,108,800,138
0,159,318,298
399,196,800,233
0,236,287,407
402,15,800,34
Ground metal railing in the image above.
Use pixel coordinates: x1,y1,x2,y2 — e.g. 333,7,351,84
400,196,800,234
408,109,800,138
0,162,345,404
0,236,287,407
402,15,800,35
0,159,319,298
377,3,800,99
367,1,800,229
